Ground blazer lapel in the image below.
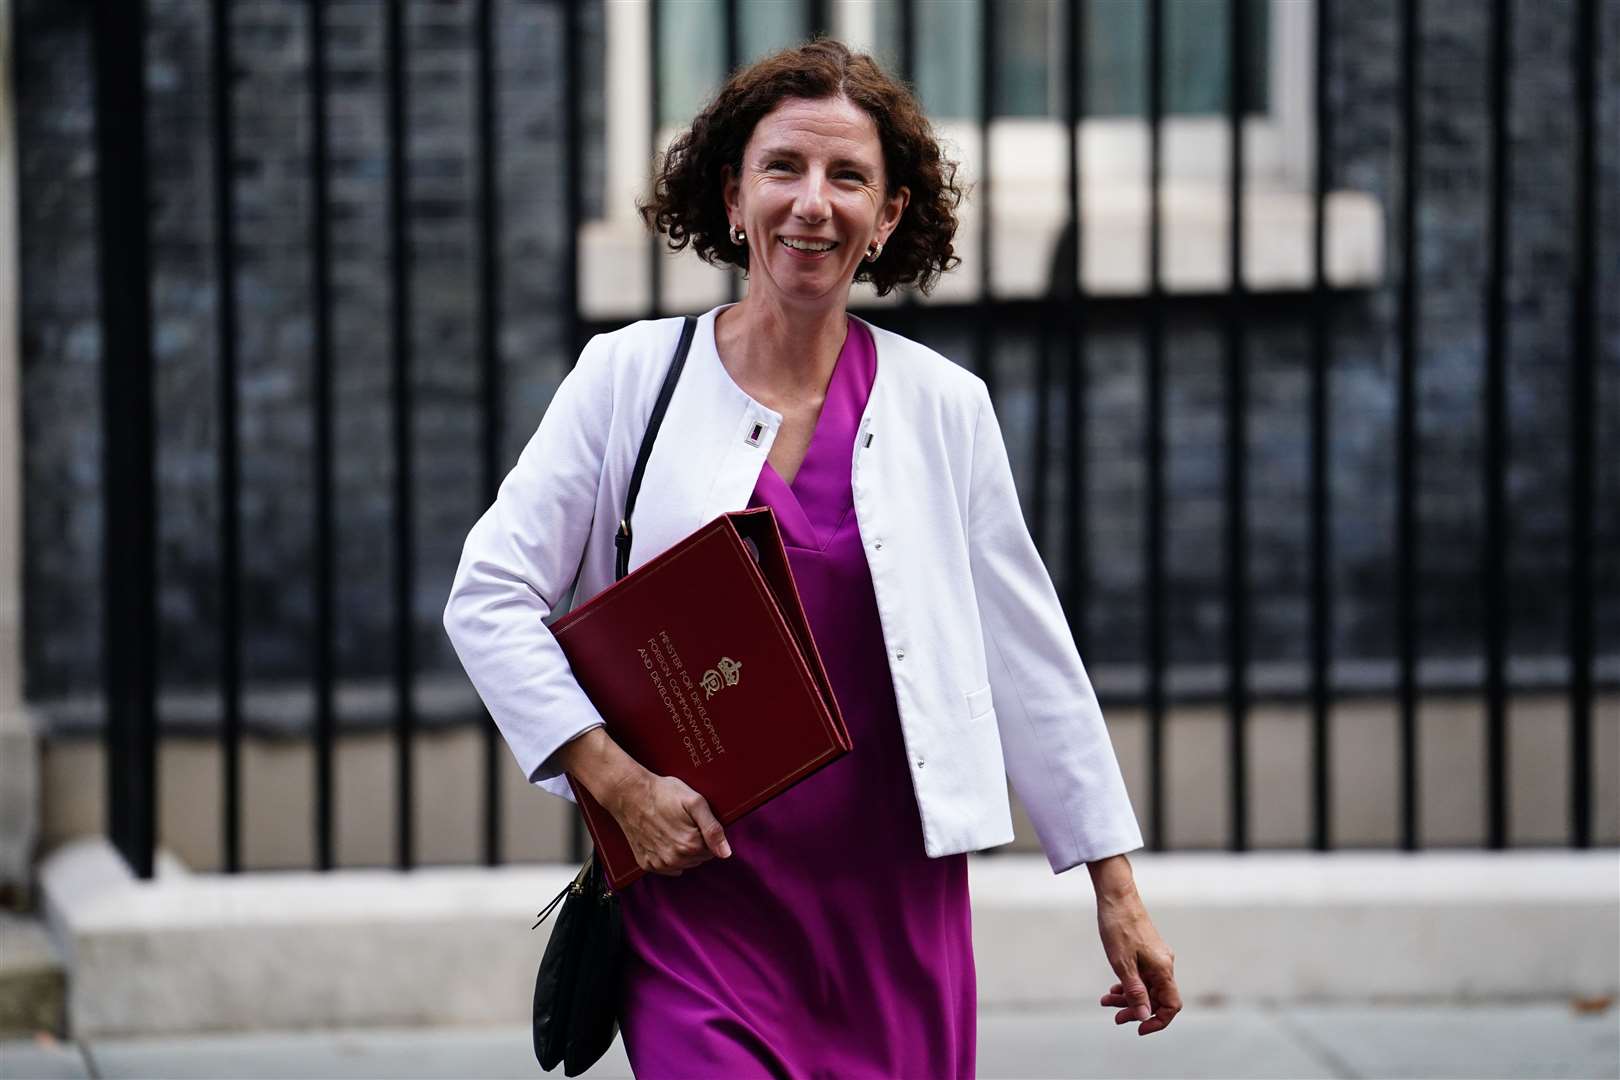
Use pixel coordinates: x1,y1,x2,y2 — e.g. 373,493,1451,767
627,307,785,572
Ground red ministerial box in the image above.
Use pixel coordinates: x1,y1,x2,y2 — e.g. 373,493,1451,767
551,506,852,890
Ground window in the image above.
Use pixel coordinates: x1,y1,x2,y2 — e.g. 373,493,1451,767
659,1,1271,124
659,1,807,127
583,0,1382,317
871,0,1270,120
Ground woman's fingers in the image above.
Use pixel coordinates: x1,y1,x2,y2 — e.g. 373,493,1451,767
1101,975,1169,1030
624,775,733,875
1139,949,1182,1034
1136,992,1183,1035
1147,975,1183,1033
1101,973,1183,1036
643,840,708,875
1115,975,1153,1022
684,794,732,859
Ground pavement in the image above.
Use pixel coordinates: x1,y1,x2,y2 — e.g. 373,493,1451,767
2,1003,1617,1079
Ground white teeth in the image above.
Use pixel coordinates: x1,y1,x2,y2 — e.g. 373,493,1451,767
781,237,836,252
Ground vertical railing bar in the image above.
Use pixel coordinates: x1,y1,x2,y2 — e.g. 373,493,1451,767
647,0,663,319
1309,0,1335,852
209,0,243,874
1062,0,1091,655
562,0,588,863
807,0,830,39
1482,0,1511,849
898,0,919,335
1224,0,1251,852
1567,0,1596,850
562,0,582,362
475,0,504,867
899,0,917,94
1144,0,1167,850
975,0,996,396
307,0,337,872
724,0,739,66
1033,308,1052,558
725,0,741,303
385,0,417,871
92,0,158,881
1031,0,1053,562
1396,0,1421,851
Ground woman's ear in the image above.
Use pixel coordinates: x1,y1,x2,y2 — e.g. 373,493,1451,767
722,164,741,226
876,185,910,246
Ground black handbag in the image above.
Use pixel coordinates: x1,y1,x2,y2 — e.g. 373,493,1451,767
531,315,698,1076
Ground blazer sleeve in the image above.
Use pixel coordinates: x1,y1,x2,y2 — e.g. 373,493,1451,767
966,379,1145,872
442,334,613,787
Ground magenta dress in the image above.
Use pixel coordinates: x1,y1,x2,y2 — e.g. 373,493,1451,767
616,320,976,1078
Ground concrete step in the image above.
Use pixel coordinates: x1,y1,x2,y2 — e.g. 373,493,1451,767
36,837,1620,1040
0,911,65,1038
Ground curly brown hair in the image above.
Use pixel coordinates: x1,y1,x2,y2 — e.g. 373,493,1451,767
638,38,963,297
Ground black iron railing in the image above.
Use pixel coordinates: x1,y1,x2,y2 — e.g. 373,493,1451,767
84,0,1608,878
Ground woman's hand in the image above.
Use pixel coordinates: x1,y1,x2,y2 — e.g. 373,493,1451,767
605,772,731,877
1089,854,1181,1035
554,726,731,877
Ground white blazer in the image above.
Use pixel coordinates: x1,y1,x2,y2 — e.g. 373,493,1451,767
442,304,1144,873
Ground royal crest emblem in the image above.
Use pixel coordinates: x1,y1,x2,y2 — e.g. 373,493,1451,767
700,656,743,699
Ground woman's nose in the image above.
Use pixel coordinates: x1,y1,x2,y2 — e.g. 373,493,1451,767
793,170,830,222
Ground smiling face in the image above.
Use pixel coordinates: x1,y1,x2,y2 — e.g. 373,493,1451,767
722,95,909,314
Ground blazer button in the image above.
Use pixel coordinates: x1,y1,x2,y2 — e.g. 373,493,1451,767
895,649,905,661
874,540,883,550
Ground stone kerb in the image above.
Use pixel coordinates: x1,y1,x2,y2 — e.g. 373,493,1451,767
41,838,572,1038
38,838,1620,1038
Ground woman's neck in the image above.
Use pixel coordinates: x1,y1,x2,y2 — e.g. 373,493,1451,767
715,292,849,402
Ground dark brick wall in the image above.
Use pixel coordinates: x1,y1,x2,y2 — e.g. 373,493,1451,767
16,0,1618,728
19,0,604,721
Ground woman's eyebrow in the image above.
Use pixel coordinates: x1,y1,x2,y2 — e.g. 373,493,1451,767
755,146,874,171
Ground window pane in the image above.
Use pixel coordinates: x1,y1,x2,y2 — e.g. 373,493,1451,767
915,0,982,119
1086,0,1147,116
660,0,726,127
1087,0,1271,118
741,1,806,64
673,0,1270,125
867,0,906,80
866,0,1270,120
1166,0,1269,114
996,0,1059,117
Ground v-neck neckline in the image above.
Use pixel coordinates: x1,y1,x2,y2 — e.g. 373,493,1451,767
748,319,873,553
763,324,850,495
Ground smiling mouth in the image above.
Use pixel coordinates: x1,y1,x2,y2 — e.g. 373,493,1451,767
779,237,839,254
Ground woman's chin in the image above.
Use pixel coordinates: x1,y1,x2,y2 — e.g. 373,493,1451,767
758,262,856,307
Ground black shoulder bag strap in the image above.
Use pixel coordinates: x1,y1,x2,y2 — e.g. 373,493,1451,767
614,315,698,581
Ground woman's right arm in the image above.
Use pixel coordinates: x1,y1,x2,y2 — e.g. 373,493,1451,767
443,331,728,874
442,334,620,786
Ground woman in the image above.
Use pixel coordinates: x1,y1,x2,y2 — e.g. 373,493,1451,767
444,39,1179,1078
